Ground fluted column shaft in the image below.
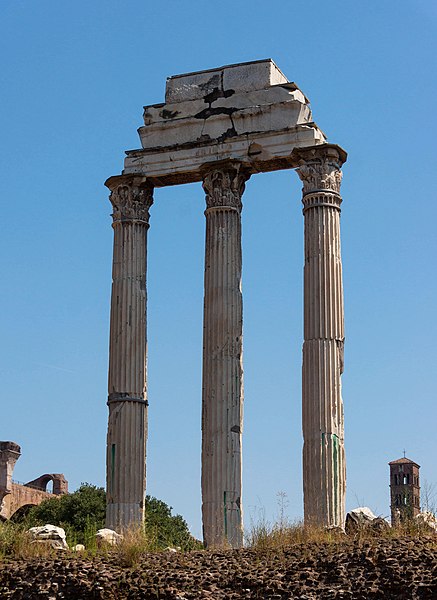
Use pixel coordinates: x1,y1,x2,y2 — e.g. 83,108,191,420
105,175,153,531
201,164,249,548
294,145,347,528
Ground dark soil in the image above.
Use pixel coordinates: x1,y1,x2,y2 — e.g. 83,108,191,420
1,536,436,599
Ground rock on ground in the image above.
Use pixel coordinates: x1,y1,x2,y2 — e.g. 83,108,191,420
416,511,437,533
27,524,69,551
345,507,390,533
95,528,122,546
0,536,436,599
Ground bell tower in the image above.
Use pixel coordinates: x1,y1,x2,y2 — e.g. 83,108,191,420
389,456,420,524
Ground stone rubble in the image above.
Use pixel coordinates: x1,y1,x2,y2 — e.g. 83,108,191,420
345,508,391,533
95,528,123,547
1,537,436,599
27,525,69,551
415,512,437,533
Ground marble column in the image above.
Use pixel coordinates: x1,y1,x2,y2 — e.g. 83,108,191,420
105,174,153,531
293,144,347,528
201,163,249,548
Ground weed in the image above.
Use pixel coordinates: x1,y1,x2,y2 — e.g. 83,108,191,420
113,525,158,567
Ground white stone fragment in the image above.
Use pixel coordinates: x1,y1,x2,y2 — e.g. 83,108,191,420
415,511,437,532
72,543,85,551
95,528,123,546
27,524,69,551
349,507,377,522
345,507,390,532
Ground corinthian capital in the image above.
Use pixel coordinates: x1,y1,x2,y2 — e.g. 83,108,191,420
202,163,250,212
105,175,154,224
291,144,347,196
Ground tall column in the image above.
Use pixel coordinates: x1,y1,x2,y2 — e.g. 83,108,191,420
293,144,347,528
201,163,249,548
105,174,153,531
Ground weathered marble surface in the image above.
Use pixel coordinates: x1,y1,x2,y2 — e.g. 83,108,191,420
105,175,153,531
292,145,347,529
201,164,248,548
123,59,326,185
106,60,348,546
165,59,288,103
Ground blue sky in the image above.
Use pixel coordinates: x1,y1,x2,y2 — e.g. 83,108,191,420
1,1,436,538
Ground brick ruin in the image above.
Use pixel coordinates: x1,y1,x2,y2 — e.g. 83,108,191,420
0,441,68,520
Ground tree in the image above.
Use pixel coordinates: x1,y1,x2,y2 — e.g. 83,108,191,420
144,495,201,550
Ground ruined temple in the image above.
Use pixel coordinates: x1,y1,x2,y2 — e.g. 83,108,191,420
105,59,347,545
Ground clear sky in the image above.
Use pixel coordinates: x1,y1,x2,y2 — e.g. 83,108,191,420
1,1,436,539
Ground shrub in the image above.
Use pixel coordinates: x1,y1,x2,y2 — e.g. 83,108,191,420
144,495,202,550
19,485,201,550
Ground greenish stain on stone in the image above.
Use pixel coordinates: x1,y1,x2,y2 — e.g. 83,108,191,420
321,432,340,521
111,443,116,495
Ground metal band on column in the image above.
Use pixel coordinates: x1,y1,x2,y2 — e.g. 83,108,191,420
201,162,249,548
292,144,347,528
105,174,153,531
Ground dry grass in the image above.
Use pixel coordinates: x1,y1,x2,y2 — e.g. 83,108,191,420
2,507,436,565
246,517,437,553
246,518,345,551
112,525,161,567
0,522,62,560
0,522,164,565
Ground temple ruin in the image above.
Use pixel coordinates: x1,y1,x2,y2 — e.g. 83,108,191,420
105,59,347,546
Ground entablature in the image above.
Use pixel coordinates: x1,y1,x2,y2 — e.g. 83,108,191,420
122,59,329,187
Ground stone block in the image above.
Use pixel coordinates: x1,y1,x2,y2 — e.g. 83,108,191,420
165,59,287,103
345,507,390,533
130,60,327,183
28,524,69,551
166,70,222,104
96,528,123,546
222,60,287,94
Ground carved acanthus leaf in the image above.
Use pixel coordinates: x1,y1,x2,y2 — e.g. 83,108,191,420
202,167,249,211
297,159,343,195
110,182,154,223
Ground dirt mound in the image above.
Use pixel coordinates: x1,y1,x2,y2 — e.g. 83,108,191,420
0,536,436,599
